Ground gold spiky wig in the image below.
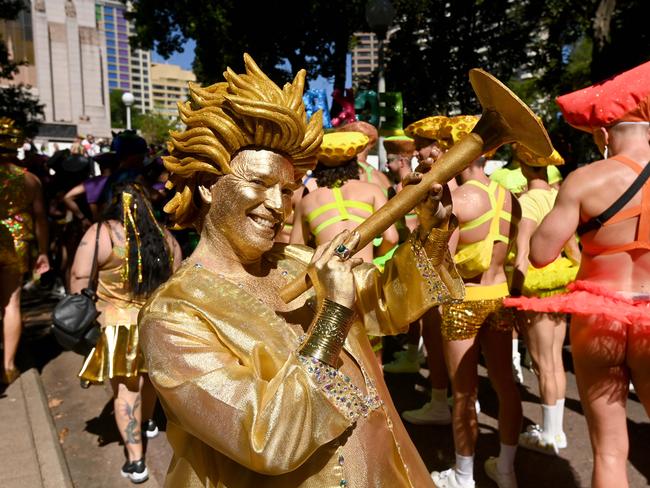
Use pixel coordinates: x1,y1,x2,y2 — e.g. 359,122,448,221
163,53,323,228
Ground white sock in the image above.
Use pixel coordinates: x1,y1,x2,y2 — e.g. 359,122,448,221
497,443,517,474
455,452,474,486
555,398,565,436
541,404,557,440
512,339,520,357
431,387,447,405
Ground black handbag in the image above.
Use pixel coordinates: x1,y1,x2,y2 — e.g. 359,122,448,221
52,223,102,356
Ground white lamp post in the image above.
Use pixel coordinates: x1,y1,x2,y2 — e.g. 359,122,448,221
365,0,395,170
121,92,135,130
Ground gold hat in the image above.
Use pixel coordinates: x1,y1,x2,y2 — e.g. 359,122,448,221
337,120,378,146
404,116,448,142
163,53,323,228
383,135,415,156
437,115,479,151
0,118,23,153
317,132,369,167
514,143,565,167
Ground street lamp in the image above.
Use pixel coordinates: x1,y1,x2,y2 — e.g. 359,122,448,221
366,0,395,170
365,0,395,94
121,91,135,130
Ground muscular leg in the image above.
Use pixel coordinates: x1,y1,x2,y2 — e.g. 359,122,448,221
480,328,522,446
627,321,650,417
443,336,480,456
1,268,22,372
571,315,629,488
552,315,567,401
523,311,560,406
112,376,144,462
423,308,448,390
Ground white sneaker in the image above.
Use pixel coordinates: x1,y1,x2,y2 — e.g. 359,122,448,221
512,351,524,385
518,425,559,456
555,431,567,449
431,468,475,488
383,353,420,374
402,400,451,425
484,457,517,488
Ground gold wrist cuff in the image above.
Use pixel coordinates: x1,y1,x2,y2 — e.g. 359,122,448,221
299,299,355,367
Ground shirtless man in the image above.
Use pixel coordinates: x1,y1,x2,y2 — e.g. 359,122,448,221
394,116,454,422
432,115,522,488
527,62,650,488
291,132,398,263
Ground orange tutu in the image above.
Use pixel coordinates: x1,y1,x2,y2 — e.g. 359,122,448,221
504,280,650,326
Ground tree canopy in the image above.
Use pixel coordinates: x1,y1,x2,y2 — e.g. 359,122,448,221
127,0,368,88
126,0,649,166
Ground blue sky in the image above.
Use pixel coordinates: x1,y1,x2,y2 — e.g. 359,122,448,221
152,40,349,105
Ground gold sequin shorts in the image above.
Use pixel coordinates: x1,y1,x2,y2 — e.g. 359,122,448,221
441,282,514,341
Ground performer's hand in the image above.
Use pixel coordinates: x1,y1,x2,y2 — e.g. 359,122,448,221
33,253,50,275
307,230,363,309
402,165,453,232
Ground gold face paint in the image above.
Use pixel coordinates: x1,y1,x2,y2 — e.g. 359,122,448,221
205,149,296,263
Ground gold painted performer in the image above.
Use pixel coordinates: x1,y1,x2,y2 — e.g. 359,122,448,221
138,54,464,487
431,116,522,488
507,61,650,488
0,118,50,384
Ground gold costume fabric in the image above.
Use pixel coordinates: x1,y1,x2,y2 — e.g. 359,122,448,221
441,282,513,341
0,163,34,273
139,242,464,488
79,244,147,383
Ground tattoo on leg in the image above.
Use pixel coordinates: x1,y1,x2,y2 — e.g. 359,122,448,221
120,394,141,444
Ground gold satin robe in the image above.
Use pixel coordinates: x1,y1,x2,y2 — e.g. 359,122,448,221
139,240,464,488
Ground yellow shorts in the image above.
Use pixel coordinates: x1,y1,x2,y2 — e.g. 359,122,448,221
441,282,513,341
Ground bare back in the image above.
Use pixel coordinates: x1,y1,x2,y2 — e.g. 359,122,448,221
576,158,650,291
296,180,393,262
452,179,518,285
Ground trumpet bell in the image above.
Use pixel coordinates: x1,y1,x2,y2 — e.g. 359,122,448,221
470,68,553,158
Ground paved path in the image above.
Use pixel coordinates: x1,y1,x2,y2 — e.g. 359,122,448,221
0,368,72,488
5,316,649,488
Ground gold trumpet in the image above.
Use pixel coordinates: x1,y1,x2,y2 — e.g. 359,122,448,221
279,68,553,304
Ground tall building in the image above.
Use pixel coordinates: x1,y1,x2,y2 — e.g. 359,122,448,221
150,63,195,121
0,0,112,142
350,32,380,83
94,0,152,115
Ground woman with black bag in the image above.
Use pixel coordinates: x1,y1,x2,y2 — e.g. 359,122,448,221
70,182,181,483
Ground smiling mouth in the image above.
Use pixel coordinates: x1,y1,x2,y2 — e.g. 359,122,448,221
249,214,278,232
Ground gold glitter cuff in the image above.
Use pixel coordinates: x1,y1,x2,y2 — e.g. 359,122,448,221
299,299,355,368
297,354,382,422
410,232,464,305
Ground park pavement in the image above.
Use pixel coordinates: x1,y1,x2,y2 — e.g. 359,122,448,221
0,368,73,488
2,307,649,487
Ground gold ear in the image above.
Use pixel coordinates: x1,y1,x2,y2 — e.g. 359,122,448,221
198,185,212,205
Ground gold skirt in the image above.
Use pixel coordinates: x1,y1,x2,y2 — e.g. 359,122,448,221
78,323,147,384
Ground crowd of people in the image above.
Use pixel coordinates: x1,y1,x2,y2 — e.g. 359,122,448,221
0,54,648,488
